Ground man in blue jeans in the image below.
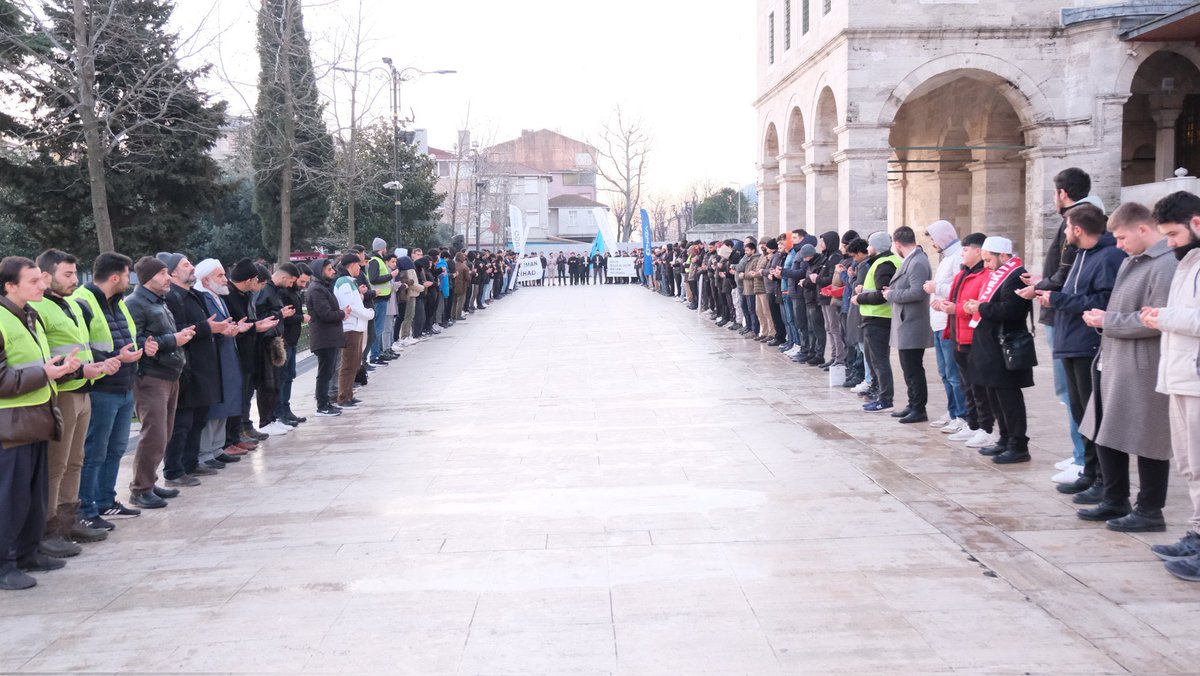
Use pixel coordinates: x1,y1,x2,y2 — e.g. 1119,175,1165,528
72,253,154,531
1023,167,1102,482
366,239,398,365
923,220,969,433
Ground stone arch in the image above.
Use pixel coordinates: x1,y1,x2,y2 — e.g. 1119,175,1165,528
760,121,782,234
877,53,1055,130
886,71,1030,254
1115,43,1200,99
763,122,781,169
781,106,808,232
786,106,807,154
1120,48,1200,183
813,86,839,146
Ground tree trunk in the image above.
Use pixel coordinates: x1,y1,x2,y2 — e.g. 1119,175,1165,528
346,73,358,246
73,0,114,253
276,0,296,263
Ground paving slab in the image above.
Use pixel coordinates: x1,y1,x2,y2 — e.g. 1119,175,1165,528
5,284,1199,673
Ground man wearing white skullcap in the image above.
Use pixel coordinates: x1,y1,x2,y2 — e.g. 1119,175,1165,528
962,233,1036,466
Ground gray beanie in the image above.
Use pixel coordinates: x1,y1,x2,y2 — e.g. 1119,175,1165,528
868,231,891,252
155,251,185,274
800,244,817,259
372,237,387,252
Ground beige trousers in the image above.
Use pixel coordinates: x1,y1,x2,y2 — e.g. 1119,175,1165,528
756,293,775,338
46,390,91,513
1170,394,1200,534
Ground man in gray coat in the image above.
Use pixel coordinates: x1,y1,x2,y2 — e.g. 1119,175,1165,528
1076,202,1177,531
884,226,934,423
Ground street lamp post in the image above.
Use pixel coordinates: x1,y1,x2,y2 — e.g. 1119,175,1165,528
380,58,455,246
474,179,488,252
728,181,743,225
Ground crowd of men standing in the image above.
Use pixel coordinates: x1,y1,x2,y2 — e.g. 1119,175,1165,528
649,173,1200,583
0,239,520,591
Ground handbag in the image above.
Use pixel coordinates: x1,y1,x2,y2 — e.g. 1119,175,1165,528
998,308,1037,371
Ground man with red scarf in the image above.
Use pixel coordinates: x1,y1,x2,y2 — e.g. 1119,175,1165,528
963,236,1036,465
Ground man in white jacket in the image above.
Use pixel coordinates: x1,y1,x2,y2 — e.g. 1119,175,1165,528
1142,191,1200,582
333,253,374,410
922,220,968,434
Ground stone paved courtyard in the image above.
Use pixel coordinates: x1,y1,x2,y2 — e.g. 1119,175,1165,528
2,283,1199,674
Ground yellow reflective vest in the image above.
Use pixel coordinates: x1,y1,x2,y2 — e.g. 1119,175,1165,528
0,305,55,408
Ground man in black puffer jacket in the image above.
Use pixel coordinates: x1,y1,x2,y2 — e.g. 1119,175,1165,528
306,259,348,417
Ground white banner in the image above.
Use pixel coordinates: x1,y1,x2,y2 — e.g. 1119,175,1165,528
508,204,532,291
607,257,637,278
516,257,543,283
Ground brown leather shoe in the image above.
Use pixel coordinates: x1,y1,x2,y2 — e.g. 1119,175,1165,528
223,445,249,456
235,441,258,451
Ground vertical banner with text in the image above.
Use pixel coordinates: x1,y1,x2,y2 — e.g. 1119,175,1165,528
640,209,652,277
508,204,530,291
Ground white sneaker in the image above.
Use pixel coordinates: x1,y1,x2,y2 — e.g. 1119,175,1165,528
965,429,994,448
940,418,968,434
929,413,952,428
260,421,291,436
391,341,405,351
1054,457,1077,470
947,426,976,442
1052,464,1084,484
851,382,871,394
785,346,801,356
401,338,418,347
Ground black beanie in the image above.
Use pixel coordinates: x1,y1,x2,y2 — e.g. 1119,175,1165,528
229,258,258,283
134,256,167,283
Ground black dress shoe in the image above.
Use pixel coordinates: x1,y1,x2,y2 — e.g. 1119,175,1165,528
216,453,241,464
152,485,180,499
1077,499,1131,522
991,449,1031,464
898,410,928,424
978,443,1007,457
1072,483,1106,505
130,491,167,509
1056,476,1093,495
890,407,913,419
17,553,66,572
1106,509,1166,532
202,459,226,470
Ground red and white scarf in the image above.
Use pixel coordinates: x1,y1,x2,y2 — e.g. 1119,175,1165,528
977,256,1023,304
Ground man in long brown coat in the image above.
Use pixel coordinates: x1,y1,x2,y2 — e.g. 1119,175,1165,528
1077,203,1178,530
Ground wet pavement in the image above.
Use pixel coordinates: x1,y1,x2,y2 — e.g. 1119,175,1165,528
3,283,1199,674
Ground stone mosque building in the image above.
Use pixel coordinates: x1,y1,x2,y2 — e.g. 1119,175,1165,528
754,0,1200,261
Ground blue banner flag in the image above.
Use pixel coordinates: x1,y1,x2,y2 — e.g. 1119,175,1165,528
640,209,652,276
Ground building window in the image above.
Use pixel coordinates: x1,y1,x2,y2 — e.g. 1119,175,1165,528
456,192,470,208
524,177,539,194
802,0,809,34
823,0,831,14
563,172,597,187
767,12,774,65
784,0,791,50
526,210,540,230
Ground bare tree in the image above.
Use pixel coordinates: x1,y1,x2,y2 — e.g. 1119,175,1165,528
0,0,225,253
594,106,650,242
324,0,386,247
647,193,670,241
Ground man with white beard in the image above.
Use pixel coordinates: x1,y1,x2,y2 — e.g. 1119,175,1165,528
192,260,253,472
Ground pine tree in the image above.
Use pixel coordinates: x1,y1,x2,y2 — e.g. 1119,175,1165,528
0,0,226,260
251,0,334,262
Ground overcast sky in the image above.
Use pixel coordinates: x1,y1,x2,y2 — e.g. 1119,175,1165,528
173,0,757,203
